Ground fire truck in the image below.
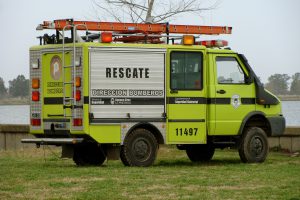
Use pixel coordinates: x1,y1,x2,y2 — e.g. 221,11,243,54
22,19,285,166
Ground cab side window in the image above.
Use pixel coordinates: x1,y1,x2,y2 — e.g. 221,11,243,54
171,52,202,90
216,57,246,84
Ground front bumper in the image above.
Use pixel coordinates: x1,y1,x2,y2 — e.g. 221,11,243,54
267,115,286,136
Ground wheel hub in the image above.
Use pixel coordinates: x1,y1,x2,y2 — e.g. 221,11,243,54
250,136,263,156
133,139,150,160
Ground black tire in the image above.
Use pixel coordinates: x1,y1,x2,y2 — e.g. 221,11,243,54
186,144,215,162
120,128,158,167
73,143,106,166
239,127,269,163
120,146,130,166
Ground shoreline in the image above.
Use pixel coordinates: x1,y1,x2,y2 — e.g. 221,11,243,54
0,98,29,105
278,95,300,101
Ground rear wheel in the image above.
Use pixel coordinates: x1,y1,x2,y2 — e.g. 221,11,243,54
73,143,106,166
120,128,158,167
120,147,130,166
239,127,269,163
186,144,215,162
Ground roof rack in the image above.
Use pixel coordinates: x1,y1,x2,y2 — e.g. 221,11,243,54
37,19,232,44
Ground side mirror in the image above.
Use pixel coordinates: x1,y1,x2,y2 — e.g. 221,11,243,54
245,75,254,84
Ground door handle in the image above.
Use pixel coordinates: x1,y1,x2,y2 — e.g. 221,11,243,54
217,89,226,94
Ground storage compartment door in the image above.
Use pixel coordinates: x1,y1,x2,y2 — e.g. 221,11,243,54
90,48,166,121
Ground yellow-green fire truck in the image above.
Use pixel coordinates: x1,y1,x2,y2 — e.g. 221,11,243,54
22,19,285,166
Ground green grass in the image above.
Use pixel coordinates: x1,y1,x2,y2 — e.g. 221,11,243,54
0,146,300,200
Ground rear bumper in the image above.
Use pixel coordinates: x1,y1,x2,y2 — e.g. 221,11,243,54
21,138,84,145
267,115,286,137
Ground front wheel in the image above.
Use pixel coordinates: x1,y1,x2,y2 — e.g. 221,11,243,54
120,128,158,167
239,127,269,163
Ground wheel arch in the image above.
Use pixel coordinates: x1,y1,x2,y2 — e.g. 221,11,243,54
238,111,272,136
122,122,165,145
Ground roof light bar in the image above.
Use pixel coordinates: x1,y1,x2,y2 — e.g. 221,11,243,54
182,35,195,45
101,32,113,43
199,40,228,48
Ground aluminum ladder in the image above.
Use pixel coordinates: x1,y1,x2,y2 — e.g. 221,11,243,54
61,24,88,117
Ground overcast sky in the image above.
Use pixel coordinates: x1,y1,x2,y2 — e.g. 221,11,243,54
0,0,299,86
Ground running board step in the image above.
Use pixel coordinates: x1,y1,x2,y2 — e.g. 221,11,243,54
21,138,84,145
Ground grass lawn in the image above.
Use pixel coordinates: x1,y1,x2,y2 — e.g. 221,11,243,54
0,146,299,200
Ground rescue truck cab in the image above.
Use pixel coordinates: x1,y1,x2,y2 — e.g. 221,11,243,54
22,19,285,166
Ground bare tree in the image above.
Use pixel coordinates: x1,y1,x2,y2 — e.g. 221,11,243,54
92,0,220,23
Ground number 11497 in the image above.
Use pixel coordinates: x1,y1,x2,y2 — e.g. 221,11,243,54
176,128,198,136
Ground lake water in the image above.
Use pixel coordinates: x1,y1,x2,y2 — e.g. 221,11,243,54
0,101,299,126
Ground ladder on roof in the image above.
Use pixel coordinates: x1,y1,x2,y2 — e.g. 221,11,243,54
37,19,232,35
61,23,88,117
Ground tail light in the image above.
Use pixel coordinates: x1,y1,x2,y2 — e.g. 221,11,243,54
75,90,81,101
75,77,81,87
32,91,40,101
73,118,82,126
31,119,41,126
32,78,40,89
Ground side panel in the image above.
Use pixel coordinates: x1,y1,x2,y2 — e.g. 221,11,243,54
89,125,121,143
30,50,43,134
70,47,85,132
89,47,166,120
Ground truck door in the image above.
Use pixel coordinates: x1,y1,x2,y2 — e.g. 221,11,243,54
42,52,72,131
210,54,256,135
167,50,207,144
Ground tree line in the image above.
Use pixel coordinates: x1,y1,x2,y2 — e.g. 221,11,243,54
0,75,29,98
264,73,300,95
0,72,299,98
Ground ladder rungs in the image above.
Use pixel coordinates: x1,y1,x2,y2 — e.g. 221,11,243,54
63,105,73,109
64,65,74,68
60,24,78,111
63,82,74,85
64,98,74,101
